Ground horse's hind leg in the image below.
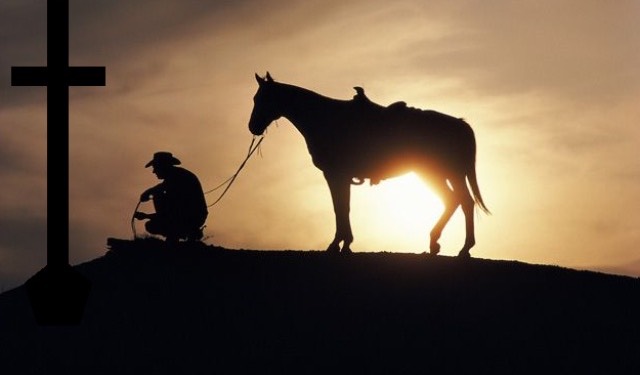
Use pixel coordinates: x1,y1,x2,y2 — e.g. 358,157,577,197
449,176,476,258
428,179,458,255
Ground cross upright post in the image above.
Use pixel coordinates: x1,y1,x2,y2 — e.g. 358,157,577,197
11,0,106,325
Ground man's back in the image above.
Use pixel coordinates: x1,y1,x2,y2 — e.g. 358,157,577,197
162,166,208,226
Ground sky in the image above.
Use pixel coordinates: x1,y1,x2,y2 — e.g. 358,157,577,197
1,0,639,290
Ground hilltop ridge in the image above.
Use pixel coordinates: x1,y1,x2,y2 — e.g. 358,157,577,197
1,238,638,374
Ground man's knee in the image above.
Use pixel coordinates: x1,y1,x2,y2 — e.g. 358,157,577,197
145,219,166,236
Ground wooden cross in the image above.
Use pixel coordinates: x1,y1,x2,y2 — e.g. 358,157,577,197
11,0,105,325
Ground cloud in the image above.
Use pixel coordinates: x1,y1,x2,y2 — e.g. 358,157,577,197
427,3,638,103
0,214,46,290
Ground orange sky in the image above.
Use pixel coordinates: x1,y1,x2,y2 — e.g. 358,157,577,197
1,0,639,290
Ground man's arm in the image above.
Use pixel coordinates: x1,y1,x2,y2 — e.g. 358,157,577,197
140,183,164,202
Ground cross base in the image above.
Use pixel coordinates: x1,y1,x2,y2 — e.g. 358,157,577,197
25,263,91,325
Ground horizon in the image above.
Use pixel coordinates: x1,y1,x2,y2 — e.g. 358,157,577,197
2,238,639,374
1,0,640,290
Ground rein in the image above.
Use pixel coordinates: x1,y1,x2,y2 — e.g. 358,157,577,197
205,135,264,207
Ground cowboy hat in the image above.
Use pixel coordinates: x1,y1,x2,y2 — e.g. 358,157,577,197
145,151,181,168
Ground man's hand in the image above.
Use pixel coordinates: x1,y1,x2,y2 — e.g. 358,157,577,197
140,192,150,202
133,211,150,220
140,188,154,202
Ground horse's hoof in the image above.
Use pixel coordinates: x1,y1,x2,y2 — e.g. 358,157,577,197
326,243,340,254
341,246,353,255
457,249,471,259
429,243,441,255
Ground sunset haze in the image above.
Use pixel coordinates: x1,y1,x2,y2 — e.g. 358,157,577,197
1,0,639,289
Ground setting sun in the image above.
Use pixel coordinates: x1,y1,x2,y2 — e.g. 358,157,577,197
351,172,444,252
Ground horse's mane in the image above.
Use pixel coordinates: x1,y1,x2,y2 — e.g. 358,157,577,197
272,78,465,126
265,72,436,112
275,81,357,105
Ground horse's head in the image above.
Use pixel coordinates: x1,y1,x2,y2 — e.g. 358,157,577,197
248,72,281,136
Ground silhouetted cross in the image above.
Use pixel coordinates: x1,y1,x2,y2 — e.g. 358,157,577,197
10,0,105,325
11,0,105,268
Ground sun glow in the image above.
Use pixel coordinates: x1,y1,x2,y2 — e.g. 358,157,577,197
351,172,445,252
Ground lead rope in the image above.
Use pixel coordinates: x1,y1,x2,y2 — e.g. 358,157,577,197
131,200,141,239
130,135,264,239
205,135,264,207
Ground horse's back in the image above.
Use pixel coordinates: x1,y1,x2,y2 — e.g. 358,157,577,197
373,107,474,149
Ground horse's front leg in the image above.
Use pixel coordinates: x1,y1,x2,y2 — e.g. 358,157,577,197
324,172,353,254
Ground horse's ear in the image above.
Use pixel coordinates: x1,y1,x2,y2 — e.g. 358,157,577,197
255,73,263,85
266,72,274,82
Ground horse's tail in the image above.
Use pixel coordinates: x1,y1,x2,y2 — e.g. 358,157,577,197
467,153,491,215
464,126,490,215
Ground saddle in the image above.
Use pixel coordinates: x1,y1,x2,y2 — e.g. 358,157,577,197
352,86,408,113
349,87,411,185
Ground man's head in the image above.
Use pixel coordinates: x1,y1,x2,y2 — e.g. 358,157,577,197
145,151,181,179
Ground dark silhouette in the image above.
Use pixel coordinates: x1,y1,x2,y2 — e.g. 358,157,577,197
11,0,105,325
134,152,208,244
248,72,490,257
2,240,640,374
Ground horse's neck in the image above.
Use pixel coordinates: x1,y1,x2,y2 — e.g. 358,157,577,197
278,83,342,133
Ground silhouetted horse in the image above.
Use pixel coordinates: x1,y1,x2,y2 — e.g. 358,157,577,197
248,72,490,257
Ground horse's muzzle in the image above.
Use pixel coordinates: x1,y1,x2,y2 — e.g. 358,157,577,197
248,115,270,136
248,121,264,136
